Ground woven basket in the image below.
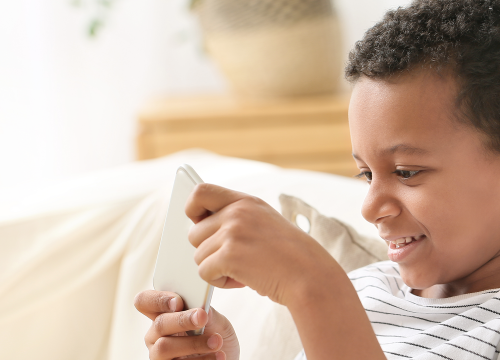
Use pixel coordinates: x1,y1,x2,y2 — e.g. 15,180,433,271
194,0,342,98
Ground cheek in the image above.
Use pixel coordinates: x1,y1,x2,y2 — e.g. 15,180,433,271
409,190,485,253
431,176,500,242
403,171,498,242
402,176,500,284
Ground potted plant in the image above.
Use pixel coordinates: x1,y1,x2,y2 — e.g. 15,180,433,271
73,0,342,98
192,0,342,97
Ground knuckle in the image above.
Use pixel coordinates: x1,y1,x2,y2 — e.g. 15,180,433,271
218,227,236,246
190,336,205,353
155,294,172,313
188,225,203,249
221,219,245,241
153,314,166,334
219,315,236,339
177,310,193,330
221,238,238,256
242,195,264,210
153,337,170,358
218,226,232,239
227,220,246,236
145,325,156,347
193,248,203,265
198,262,211,282
135,290,173,314
214,231,241,263
225,197,263,222
246,194,263,204
187,224,196,242
193,183,210,198
221,225,245,249
226,204,247,220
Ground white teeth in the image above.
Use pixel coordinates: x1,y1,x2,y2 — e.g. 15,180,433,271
389,236,422,248
390,238,408,248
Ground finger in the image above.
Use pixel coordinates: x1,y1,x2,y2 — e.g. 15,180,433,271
197,248,246,289
185,184,247,224
146,308,208,346
193,231,224,265
150,333,223,360
134,290,184,321
203,307,241,339
188,210,223,248
183,351,226,360
192,234,247,289
222,278,246,288
197,252,231,289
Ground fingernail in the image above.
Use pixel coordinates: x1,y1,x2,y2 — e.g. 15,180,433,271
168,298,177,312
207,334,220,350
191,309,199,326
215,351,225,360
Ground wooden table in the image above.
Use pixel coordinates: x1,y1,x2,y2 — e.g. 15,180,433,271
136,94,358,177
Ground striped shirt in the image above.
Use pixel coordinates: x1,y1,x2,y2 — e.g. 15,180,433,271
294,261,500,360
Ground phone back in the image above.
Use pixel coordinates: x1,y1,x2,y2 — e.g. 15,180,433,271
153,165,213,313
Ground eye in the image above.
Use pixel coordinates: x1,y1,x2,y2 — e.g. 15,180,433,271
394,170,420,180
355,171,373,182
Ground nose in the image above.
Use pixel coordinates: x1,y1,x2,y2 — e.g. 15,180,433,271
361,179,401,225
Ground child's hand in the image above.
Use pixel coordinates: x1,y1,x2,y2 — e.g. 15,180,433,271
134,290,240,360
186,184,338,306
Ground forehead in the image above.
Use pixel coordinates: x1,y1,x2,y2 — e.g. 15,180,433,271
348,73,464,160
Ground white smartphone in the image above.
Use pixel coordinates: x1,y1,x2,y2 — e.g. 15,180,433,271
153,164,214,335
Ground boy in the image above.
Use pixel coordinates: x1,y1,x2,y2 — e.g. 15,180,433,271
134,0,500,358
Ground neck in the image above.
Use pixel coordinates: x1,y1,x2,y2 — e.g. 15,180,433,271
413,253,500,298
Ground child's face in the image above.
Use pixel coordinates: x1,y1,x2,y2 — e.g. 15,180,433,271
349,72,500,294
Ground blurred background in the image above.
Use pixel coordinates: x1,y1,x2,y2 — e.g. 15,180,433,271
1,2,412,359
0,0,412,209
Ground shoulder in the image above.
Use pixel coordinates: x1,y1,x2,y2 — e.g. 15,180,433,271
348,261,407,298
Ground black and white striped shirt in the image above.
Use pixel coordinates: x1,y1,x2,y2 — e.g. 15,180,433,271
294,261,500,360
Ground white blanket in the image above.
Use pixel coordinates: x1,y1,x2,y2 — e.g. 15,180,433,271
0,150,376,360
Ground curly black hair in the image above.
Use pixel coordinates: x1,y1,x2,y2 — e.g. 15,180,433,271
346,0,500,152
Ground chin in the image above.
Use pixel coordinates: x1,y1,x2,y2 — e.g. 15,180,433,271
400,267,437,290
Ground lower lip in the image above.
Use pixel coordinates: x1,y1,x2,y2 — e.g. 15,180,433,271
387,236,426,262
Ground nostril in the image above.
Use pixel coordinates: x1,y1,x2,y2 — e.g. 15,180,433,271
295,214,311,234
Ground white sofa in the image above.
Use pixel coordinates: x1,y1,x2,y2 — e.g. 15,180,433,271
0,149,380,360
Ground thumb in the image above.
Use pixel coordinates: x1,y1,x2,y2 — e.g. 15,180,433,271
205,307,235,338
205,307,240,359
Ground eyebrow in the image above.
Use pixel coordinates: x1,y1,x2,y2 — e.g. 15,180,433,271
352,143,429,161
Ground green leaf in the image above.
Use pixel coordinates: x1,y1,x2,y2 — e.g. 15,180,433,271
88,18,104,37
98,0,113,8
70,0,83,7
189,0,203,11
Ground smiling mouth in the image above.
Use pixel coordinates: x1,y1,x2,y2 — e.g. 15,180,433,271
389,235,425,248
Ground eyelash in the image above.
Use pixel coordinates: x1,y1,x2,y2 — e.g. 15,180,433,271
355,171,372,181
355,170,421,182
